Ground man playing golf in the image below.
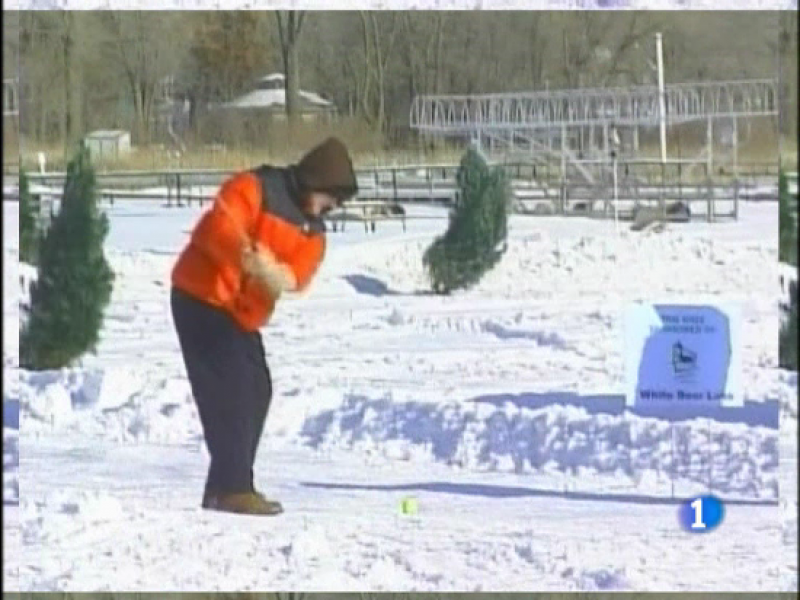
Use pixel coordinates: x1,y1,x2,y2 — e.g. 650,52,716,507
170,138,358,515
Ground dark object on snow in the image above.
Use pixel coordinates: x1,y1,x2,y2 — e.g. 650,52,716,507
19,169,41,266
780,278,797,371
630,201,691,231
779,169,797,266
665,201,691,222
171,287,273,504
386,202,405,216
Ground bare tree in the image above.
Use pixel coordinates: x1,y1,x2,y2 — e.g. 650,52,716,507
356,11,401,132
99,12,188,144
400,12,435,97
525,13,549,88
18,12,82,151
61,11,77,157
778,11,797,139
597,13,660,87
3,13,20,158
274,10,306,125
3,11,19,79
185,12,273,104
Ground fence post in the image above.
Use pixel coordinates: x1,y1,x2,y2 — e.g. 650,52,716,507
707,178,713,223
166,174,173,208
32,192,42,225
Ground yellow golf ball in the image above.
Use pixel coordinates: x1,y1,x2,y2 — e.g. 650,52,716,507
400,496,418,515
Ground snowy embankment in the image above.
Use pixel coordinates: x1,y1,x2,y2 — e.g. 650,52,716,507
4,205,23,509
9,200,792,499
15,362,783,500
5,198,797,591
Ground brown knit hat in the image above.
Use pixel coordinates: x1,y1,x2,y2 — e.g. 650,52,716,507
294,137,358,202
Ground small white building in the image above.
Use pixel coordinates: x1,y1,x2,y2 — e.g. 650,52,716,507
219,73,336,122
84,130,132,161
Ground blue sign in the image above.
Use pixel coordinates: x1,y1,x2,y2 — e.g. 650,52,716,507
678,495,726,533
624,303,742,408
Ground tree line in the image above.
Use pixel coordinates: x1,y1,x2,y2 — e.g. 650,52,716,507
4,10,798,152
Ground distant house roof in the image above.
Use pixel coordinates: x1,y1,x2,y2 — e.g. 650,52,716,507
85,129,129,139
261,73,286,84
220,73,334,111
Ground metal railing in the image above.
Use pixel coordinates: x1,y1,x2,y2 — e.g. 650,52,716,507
4,159,779,224
411,79,779,133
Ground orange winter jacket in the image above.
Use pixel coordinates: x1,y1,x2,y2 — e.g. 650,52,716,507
172,166,326,331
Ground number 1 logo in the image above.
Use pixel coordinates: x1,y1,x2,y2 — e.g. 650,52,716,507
680,495,725,533
690,498,706,529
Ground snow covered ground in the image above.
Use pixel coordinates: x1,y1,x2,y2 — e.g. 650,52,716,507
4,194,797,591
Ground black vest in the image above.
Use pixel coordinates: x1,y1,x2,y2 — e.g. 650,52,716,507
251,165,326,236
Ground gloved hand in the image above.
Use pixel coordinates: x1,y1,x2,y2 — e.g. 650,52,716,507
241,243,297,298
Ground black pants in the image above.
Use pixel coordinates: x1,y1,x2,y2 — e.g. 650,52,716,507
171,287,272,494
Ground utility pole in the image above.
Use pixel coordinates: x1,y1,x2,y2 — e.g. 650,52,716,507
656,32,667,165
656,32,668,218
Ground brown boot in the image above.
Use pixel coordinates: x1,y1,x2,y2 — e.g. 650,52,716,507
202,491,283,516
253,489,284,514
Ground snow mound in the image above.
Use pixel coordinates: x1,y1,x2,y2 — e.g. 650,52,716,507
19,367,198,443
356,226,783,304
301,393,779,500
3,428,19,506
381,310,571,348
4,364,21,507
